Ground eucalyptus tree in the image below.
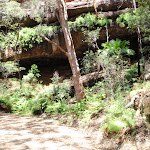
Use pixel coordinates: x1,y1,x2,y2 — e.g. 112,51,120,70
57,0,86,101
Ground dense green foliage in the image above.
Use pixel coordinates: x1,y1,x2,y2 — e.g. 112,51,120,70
117,6,150,30
0,39,142,134
97,40,134,98
100,39,135,57
0,61,150,135
0,61,25,79
102,100,136,133
19,27,43,49
116,6,150,47
68,13,112,31
0,25,59,51
1,75,148,133
0,11,112,51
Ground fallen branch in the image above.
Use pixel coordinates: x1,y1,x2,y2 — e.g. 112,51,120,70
124,95,139,109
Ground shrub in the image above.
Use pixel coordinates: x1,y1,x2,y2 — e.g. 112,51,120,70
85,81,107,99
102,100,136,133
0,96,12,112
100,39,135,57
96,39,135,99
45,101,69,115
23,64,40,82
0,61,25,79
29,96,49,115
0,85,36,114
125,66,138,82
82,28,101,48
81,50,97,74
1,25,59,51
50,72,71,102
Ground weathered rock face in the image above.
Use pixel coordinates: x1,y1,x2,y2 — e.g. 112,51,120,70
20,0,133,26
4,0,136,63
5,25,137,62
67,0,132,18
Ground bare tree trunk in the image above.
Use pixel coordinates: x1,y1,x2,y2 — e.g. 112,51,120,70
105,18,109,43
57,0,86,101
13,31,22,89
132,0,142,76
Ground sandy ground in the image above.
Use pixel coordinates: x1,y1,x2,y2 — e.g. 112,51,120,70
0,112,97,150
0,112,150,150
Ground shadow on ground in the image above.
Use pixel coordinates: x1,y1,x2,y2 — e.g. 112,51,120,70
1,112,150,150
0,112,96,150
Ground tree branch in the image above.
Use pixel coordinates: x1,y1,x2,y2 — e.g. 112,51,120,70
39,33,68,57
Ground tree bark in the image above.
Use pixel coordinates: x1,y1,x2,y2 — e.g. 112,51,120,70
57,0,86,101
132,0,142,76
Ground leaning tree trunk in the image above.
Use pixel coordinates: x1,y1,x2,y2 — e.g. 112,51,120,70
57,0,86,101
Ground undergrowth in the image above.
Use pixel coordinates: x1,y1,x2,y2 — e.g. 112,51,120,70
0,49,147,136
0,77,149,135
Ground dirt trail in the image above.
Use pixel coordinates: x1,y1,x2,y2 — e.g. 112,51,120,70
0,112,97,150
1,112,150,150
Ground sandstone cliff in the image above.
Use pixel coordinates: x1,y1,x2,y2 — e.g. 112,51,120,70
2,0,136,63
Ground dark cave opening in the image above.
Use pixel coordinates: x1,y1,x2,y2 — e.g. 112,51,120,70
19,57,72,85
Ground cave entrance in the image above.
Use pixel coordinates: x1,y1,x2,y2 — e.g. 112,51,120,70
20,57,72,85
